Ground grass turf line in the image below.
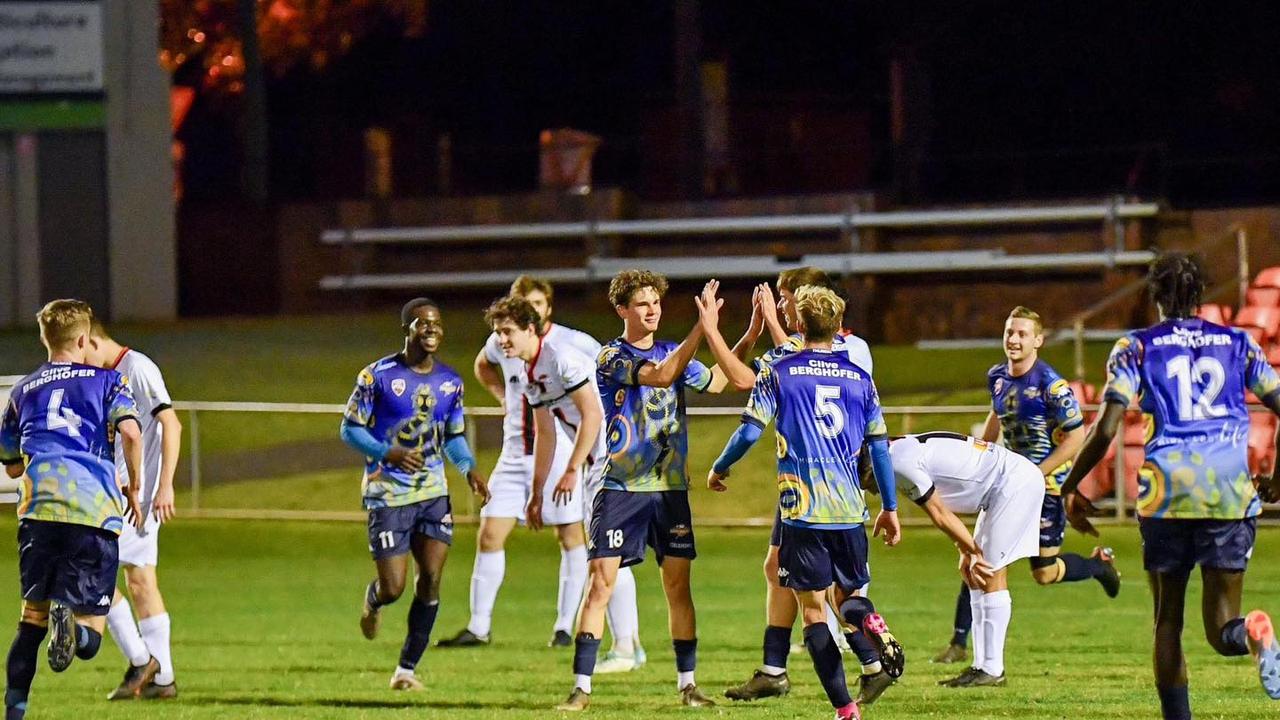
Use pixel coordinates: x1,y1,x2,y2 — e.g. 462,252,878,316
5,517,1279,719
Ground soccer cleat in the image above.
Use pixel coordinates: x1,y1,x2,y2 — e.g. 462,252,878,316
931,642,967,664
724,670,791,701
548,630,573,648
939,666,983,687
555,688,591,711
434,628,490,648
47,602,76,673
1245,610,1280,699
360,594,381,640
634,643,647,667
595,649,641,674
106,657,161,700
856,669,895,705
942,667,1005,687
862,613,905,678
679,683,716,707
389,672,424,691
138,681,178,700
1093,546,1121,599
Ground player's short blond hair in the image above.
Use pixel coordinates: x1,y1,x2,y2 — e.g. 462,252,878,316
1007,306,1043,335
777,266,832,294
37,299,93,351
795,285,845,341
88,316,113,341
608,270,668,307
509,275,554,305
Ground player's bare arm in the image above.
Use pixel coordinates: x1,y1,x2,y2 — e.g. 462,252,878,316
473,348,506,407
527,406,558,530
980,410,1001,442
919,493,993,582
153,407,182,523
118,416,146,530
1059,401,1125,537
694,279,758,392
553,382,603,506
635,324,705,388
1035,423,1085,477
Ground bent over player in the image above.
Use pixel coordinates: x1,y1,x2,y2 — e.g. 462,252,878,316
1061,253,1280,720
341,298,489,691
0,300,145,720
709,286,902,720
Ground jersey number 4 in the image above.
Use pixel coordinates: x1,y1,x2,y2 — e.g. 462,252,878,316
45,389,83,438
815,385,846,439
1166,356,1227,421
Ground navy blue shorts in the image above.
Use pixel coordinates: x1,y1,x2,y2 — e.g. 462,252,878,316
1039,494,1066,549
367,497,453,560
1139,517,1257,576
18,520,119,616
588,489,696,567
770,506,783,547
777,522,870,593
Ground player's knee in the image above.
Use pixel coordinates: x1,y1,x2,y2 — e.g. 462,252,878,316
20,602,49,627
124,569,158,604
74,625,102,660
380,576,406,602
584,573,614,608
1029,556,1059,584
839,595,875,626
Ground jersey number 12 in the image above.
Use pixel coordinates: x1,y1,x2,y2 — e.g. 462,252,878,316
1166,356,1227,421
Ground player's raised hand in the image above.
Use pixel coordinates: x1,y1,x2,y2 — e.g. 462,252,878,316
552,467,578,507
872,509,901,546
386,446,425,473
707,468,728,492
525,492,544,531
468,469,490,507
756,283,783,335
694,279,724,332
747,285,766,336
1063,491,1100,537
152,483,176,524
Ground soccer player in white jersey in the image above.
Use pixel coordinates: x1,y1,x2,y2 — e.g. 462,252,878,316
877,432,1044,688
84,320,182,700
437,277,644,669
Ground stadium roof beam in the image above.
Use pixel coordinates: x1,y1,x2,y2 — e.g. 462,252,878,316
319,201,1159,246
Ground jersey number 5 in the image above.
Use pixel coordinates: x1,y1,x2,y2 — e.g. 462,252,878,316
1166,356,1227,421
814,385,846,439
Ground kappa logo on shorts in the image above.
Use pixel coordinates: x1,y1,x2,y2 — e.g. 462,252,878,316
442,513,453,526
391,378,407,396
97,595,111,607
777,567,789,578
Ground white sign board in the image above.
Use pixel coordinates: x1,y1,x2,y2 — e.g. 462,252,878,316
0,2,103,93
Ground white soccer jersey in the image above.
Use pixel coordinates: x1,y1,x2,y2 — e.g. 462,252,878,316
889,432,1031,514
111,349,173,510
484,323,599,457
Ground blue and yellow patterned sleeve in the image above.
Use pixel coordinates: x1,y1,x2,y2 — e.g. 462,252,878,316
0,398,20,464
864,378,888,437
743,365,778,427
343,366,377,426
1102,335,1141,407
1245,335,1280,403
752,334,804,372
681,358,713,393
105,372,140,428
1047,376,1085,430
444,380,466,438
597,345,641,387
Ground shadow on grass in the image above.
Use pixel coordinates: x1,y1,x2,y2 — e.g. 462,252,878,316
185,695,552,710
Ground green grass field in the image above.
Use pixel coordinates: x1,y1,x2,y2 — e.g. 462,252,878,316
6,517,1279,719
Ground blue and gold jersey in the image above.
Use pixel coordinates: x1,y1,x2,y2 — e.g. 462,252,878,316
344,354,466,510
0,362,138,534
1104,318,1280,520
988,359,1084,494
753,330,874,375
598,338,712,492
745,349,885,529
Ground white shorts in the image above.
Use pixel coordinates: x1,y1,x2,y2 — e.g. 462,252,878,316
973,466,1045,571
481,444,584,526
117,512,161,567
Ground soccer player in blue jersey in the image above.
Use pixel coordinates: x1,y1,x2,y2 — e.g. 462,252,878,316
0,300,146,720
557,270,751,711
341,298,490,691
933,305,1120,671
1061,253,1280,720
708,285,902,720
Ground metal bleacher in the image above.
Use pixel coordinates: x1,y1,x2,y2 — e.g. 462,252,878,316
318,198,1160,290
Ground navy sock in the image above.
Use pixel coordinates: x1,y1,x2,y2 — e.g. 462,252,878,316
1219,617,1249,656
803,623,851,708
673,638,697,673
397,598,439,670
839,595,876,628
366,579,387,610
952,583,972,646
1060,553,1103,582
6,623,46,718
846,630,880,668
762,625,791,670
573,633,602,677
1156,685,1191,720
74,625,101,660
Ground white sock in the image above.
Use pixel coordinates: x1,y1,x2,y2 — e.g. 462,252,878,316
556,545,589,633
467,550,505,637
760,664,787,676
575,674,592,693
677,670,695,690
968,588,986,674
980,590,1011,677
395,665,415,677
106,598,149,667
137,613,174,685
824,602,845,642
606,566,638,655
